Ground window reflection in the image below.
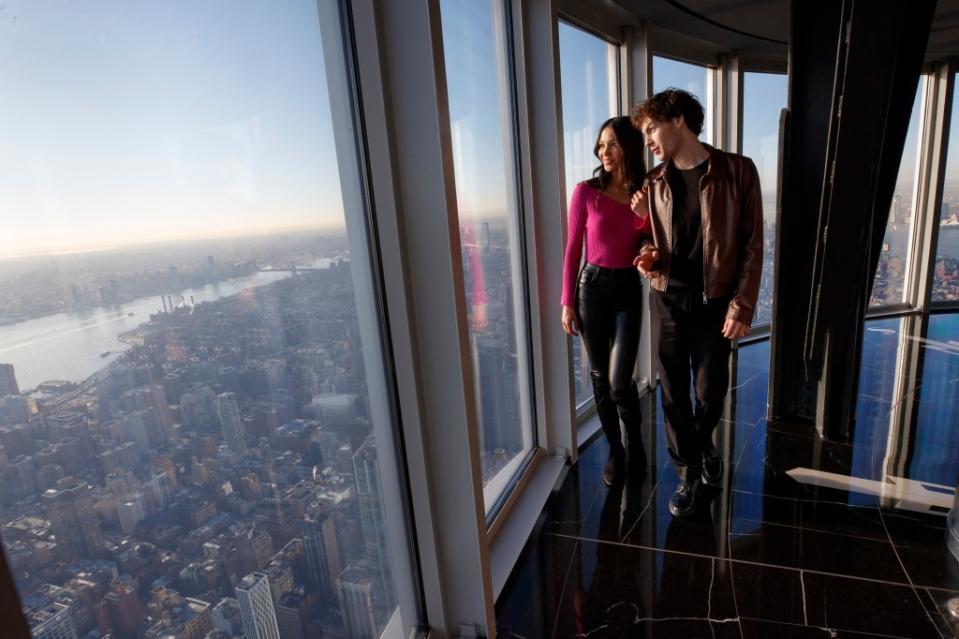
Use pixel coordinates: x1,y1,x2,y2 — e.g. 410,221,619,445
871,82,923,307
933,74,959,302
742,72,787,326
439,0,536,511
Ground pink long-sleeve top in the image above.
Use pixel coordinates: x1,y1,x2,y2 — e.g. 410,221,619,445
561,181,650,306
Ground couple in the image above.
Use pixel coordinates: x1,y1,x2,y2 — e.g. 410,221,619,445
561,89,763,519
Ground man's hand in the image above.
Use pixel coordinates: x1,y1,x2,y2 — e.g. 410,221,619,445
722,318,750,340
630,190,649,219
562,305,579,336
633,248,660,279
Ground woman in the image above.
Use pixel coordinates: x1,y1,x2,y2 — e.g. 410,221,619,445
561,116,650,487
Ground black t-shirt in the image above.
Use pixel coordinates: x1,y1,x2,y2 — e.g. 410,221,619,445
666,159,708,291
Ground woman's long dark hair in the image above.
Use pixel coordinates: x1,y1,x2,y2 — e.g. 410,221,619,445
586,116,646,193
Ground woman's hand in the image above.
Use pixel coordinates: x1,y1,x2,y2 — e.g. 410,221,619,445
630,189,649,219
562,305,579,336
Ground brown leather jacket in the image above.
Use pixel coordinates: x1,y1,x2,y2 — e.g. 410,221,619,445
639,144,764,325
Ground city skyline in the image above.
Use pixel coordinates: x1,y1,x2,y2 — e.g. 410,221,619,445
1,253,404,638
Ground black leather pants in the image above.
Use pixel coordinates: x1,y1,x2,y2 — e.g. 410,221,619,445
650,287,732,482
576,263,643,456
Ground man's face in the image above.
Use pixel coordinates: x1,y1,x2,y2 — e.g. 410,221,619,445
639,116,682,161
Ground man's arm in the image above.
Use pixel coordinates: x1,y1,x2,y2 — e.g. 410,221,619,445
726,157,763,326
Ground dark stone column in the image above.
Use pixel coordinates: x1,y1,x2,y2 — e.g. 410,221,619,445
769,0,936,441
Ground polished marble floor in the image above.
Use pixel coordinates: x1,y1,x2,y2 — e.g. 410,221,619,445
496,313,959,638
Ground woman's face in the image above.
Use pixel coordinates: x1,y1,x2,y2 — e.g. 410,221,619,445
597,126,624,176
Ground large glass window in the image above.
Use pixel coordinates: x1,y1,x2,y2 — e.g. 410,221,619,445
652,56,714,144
933,74,959,302
438,0,535,512
742,72,788,326
0,2,418,638
558,21,620,408
871,81,924,307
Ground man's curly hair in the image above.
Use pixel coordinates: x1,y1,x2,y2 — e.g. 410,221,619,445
630,88,705,136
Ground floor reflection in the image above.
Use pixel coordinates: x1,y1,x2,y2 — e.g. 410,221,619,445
497,312,959,638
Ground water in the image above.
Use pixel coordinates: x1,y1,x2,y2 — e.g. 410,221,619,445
0,260,333,390
884,223,959,258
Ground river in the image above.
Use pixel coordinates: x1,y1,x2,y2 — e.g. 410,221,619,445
0,261,333,391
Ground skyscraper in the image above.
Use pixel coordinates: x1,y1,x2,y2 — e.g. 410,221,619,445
42,477,103,559
0,363,20,396
352,435,396,628
216,392,247,456
99,583,143,638
301,510,341,602
337,564,376,639
235,572,279,639
275,589,307,639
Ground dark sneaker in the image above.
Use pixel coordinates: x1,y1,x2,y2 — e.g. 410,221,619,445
603,450,625,487
668,479,701,518
701,447,724,486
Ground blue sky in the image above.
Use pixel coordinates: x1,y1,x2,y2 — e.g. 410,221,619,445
2,1,928,258
0,0,345,257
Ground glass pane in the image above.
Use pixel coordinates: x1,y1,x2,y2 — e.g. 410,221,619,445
652,56,714,144
910,313,959,482
742,72,788,326
933,74,959,302
0,2,416,638
558,22,619,407
439,0,535,511
871,81,923,307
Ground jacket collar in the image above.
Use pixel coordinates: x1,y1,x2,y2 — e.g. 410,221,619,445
649,143,728,182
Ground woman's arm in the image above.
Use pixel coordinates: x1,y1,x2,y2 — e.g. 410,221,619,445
561,183,589,307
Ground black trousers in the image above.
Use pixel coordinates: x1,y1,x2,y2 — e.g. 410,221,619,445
576,263,643,455
650,288,732,482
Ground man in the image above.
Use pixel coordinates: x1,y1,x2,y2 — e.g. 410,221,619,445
629,88,763,518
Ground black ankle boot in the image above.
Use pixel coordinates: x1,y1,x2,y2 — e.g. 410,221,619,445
603,448,625,487
701,447,724,486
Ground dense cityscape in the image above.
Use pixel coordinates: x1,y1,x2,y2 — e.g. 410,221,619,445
0,234,403,639
871,186,959,306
